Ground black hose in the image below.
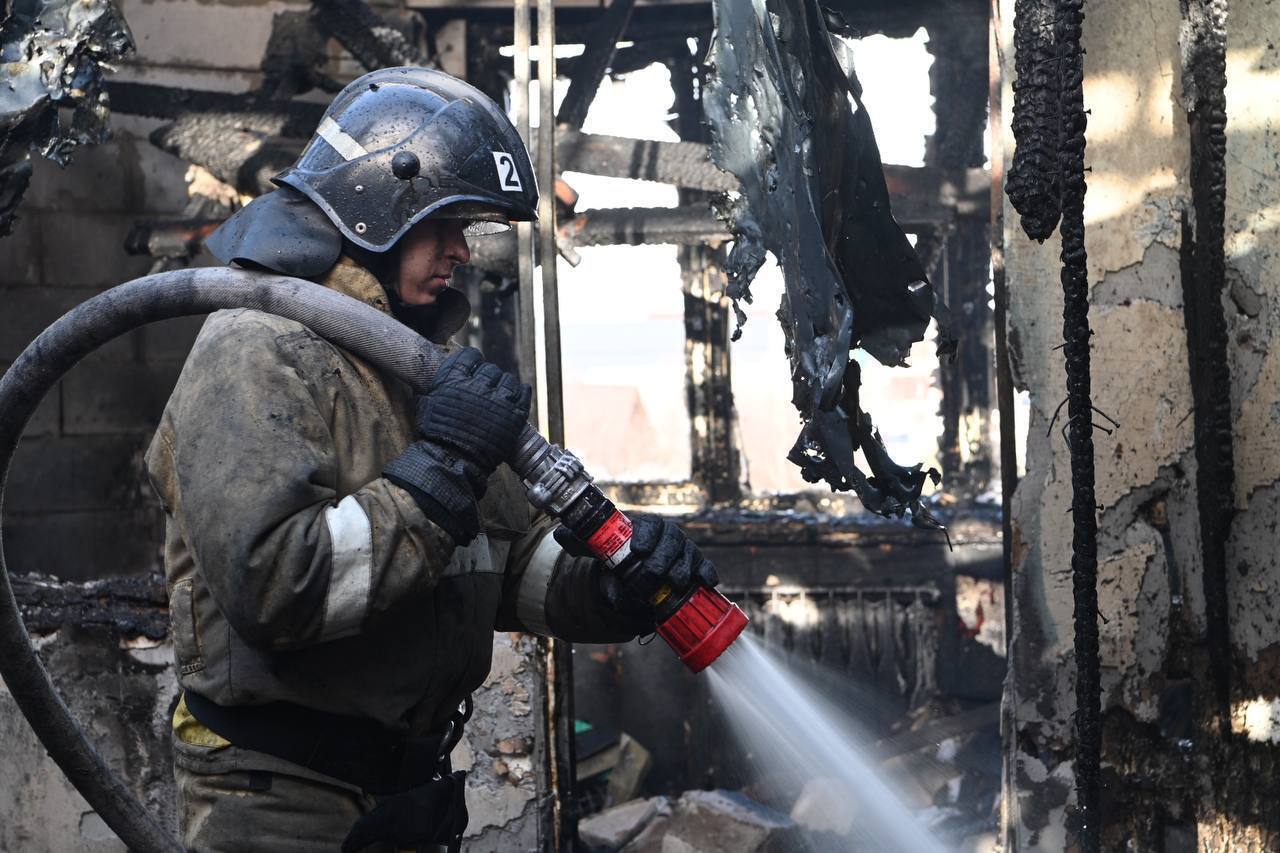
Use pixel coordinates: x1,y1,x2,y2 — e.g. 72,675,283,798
0,267,511,851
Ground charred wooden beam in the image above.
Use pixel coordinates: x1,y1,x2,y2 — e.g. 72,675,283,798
107,82,326,138
556,0,637,130
466,204,731,277
562,205,728,247
125,219,226,260
259,10,340,100
423,5,712,46
875,702,1000,759
109,80,987,219
149,116,298,197
823,0,987,38
13,573,169,640
558,130,989,216
310,0,428,71
556,130,736,192
598,480,707,508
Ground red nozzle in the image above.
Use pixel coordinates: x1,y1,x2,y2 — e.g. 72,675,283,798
657,586,749,673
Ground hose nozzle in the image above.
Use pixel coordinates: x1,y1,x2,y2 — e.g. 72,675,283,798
656,586,749,673
514,433,748,673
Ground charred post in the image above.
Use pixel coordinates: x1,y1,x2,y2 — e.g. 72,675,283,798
1051,1,1102,844
929,17,995,498
555,0,636,131
1179,0,1234,735
1008,0,1102,845
670,35,741,503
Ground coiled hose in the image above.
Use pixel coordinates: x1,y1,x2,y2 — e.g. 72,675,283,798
0,266,535,852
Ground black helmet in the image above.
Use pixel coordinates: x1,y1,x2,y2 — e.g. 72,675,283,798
275,66,538,252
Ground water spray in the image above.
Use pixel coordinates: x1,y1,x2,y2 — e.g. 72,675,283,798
514,433,749,673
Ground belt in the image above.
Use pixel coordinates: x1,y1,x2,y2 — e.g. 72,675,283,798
183,690,450,795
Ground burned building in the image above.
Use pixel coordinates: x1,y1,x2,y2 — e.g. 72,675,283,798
0,0,1275,850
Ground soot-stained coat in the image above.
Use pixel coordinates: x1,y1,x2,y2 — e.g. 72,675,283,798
145,257,638,756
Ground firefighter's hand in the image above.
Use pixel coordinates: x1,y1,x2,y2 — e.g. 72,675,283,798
341,771,468,853
556,515,719,614
417,346,531,475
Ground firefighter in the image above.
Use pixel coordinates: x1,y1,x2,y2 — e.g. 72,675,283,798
145,67,717,852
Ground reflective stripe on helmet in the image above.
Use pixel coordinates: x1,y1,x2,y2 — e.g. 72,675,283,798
316,116,370,162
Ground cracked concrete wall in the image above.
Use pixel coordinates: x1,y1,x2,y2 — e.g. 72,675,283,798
457,632,543,851
1002,0,1280,847
1222,0,1280,668
0,630,180,852
0,0,544,847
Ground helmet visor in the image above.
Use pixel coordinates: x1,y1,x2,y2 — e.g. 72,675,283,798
432,200,516,236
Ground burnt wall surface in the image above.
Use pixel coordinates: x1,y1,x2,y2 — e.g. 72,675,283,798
1001,0,1280,847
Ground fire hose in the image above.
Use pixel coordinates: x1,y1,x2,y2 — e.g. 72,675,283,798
0,266,748,852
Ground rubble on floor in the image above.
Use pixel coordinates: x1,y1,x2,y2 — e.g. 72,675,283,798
578,698,1000,852
579,790,801,853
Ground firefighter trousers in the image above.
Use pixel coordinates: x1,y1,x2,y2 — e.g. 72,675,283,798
173,735,446,853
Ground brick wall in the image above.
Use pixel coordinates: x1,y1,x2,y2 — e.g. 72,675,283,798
0,129,200,581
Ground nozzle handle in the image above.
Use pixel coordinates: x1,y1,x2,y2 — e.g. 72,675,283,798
510,427,748,671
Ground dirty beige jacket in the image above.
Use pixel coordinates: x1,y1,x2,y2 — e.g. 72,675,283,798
146,258,638,738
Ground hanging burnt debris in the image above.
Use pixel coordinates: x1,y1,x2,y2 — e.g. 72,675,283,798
0,0,133,234
704,0,954,526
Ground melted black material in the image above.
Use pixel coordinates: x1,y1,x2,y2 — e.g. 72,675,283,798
1180,0,1232,738
205,187,344,278
1007,0,1063,241
704,0,951,526
1009,0,1102,847
0,0,133,234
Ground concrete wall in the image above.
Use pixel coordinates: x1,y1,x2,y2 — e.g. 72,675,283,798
0,2,545,848
1001,0,1280,847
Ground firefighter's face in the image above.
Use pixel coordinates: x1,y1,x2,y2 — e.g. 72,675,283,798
395,218,471,307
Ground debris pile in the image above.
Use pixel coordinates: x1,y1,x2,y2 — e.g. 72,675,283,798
0,0,133,233
576,697,1000,853
580,790,802,853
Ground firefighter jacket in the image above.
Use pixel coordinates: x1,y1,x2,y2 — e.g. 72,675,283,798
146,257,641,741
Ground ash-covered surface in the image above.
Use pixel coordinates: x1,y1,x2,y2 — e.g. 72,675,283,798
704,0,953,528
12,572,169,639
0,0,133,234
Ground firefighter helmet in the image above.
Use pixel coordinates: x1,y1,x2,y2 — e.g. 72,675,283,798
275,66,538,253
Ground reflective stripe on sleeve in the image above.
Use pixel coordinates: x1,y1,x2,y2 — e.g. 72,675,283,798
516,532,562,636
316,117,369,162
320,495,374,641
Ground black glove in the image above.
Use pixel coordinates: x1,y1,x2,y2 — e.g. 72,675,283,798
554,515,719,619
384,442,487,545
416,346,532,476
341,771,468,853
384,347,530,545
